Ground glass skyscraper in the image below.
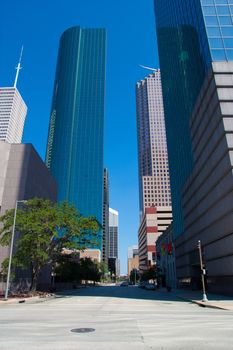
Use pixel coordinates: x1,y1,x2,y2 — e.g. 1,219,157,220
154,0,233,238
46,26,106,249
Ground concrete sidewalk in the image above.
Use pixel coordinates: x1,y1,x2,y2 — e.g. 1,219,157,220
0,293,55,305
160,288,233,311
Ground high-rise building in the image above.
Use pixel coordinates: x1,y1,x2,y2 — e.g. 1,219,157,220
0,50,27,143
108,208,120,277
136,71,172,271
46,26,106,250
109,208,119,258
102,168,109,263
154,0,233,238
155,1,233,292
136,71,172,218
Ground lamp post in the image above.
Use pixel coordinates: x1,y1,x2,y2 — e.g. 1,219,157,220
4,200,27,300
197,240,208,302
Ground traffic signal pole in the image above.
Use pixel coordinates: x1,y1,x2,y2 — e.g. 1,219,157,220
197,240,208,302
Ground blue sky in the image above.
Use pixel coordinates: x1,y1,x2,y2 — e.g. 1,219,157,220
0,0,159,274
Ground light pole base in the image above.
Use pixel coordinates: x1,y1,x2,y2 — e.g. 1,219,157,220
202,293,208,302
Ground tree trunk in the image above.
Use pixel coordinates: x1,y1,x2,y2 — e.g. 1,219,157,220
30,265,39,292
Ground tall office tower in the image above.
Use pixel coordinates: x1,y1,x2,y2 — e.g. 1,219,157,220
46,26,106,250
155,1,233,292
136,71,172,218
0,50,27,143
102,168,109,263
136,71,172,271
109,208,119,258
108,208,120,276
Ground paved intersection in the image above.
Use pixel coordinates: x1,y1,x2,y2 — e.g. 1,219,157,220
0,285,233,350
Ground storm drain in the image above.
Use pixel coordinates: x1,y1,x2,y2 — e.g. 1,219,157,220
71,328,95,333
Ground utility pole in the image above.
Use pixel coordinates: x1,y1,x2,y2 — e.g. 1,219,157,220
4,200,26,300
197,240,208,302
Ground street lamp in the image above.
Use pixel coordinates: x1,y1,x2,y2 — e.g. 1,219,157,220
197,240,208,302
4,200,27,300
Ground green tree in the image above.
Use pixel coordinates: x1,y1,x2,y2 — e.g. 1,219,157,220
0,198,101,291
129,269,140,284
140,266,157,282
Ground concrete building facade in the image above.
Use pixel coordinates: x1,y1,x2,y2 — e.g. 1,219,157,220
127,246,139,276
0,87,27,143
176,62,233,294
138,207,172,272
156,224,176,289
0,142,57,292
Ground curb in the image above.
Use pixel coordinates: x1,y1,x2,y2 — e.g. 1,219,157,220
176,294,230,311
0,294,56,305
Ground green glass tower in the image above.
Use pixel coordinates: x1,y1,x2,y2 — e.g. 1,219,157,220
154,0,233,238
46,26,106,249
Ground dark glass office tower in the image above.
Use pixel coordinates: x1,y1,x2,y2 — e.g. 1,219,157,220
154,0,233,238
46,26,106,249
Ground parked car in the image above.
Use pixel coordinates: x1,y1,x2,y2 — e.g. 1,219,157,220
120,281,129,287
138,281,147,289
144,283,156,290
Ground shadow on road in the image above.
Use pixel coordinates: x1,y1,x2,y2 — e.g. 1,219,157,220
56,285,187,302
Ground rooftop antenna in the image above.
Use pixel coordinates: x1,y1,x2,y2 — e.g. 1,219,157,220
14,46,23,88
139,64,157,72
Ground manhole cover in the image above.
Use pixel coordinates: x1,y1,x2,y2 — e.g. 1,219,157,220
71,328,95,333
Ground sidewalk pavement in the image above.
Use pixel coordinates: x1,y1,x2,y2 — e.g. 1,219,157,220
160,288,233,311
0,294,55,305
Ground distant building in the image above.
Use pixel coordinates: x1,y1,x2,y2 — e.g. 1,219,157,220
108,208,120,277
109,208,119,259
0,142,57,292
46,26,106,251
108,257,120,278
127,245,139,276
102,168,109,263
0,50,27,143
80,249,101,263
138,208,172,272
136,71,172,272
136,70,172,218
128,245,138,259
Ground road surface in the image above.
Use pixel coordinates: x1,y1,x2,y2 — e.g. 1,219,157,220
0,285,233,349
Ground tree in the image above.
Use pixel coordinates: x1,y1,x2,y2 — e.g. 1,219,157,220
140,266,157,282
0,198,101,291
129,269,140,284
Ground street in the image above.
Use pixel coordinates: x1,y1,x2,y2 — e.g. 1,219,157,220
0,285,233,350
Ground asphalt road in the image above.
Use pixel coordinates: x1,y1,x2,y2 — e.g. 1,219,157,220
0,285,233,350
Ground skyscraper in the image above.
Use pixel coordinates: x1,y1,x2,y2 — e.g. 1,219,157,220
155,1,233,292
108,208,120,277
136,71,172,217
0,49,27,143
154,0,233,238
102,168,109,263
136,71,172,271
46,26,106,250
109,208,119,259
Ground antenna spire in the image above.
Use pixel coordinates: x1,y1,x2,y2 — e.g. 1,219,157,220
14,46,24,88
139,65,157,72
